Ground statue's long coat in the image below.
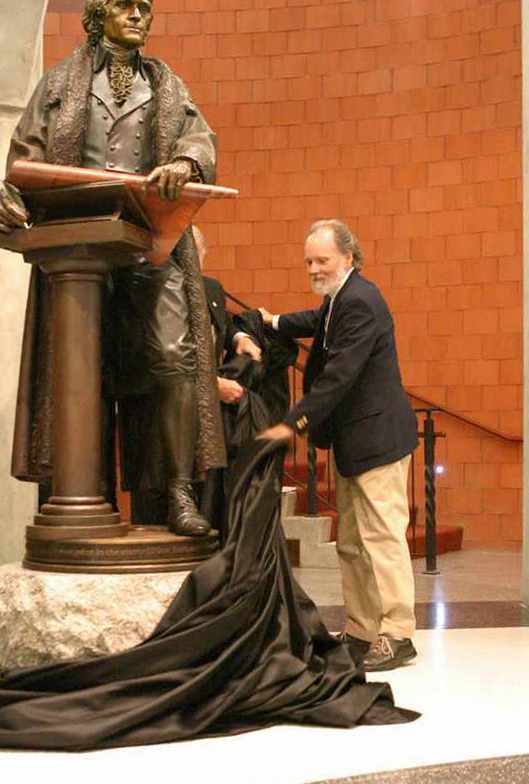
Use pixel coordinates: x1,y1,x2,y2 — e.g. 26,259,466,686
8,43,226,483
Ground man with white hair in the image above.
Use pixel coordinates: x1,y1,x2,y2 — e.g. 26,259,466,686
260,219,418,672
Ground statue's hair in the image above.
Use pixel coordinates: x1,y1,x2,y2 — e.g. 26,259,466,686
307,219,364,270
82,0,109,46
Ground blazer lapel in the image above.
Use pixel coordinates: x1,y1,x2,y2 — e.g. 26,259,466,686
303,298,330,393
303,271,358,392
208,298,225,334
325,270,357,345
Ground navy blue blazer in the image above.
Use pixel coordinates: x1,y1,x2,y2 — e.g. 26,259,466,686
280,271,418,477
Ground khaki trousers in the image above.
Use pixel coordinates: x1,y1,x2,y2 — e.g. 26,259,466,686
334,454,416,642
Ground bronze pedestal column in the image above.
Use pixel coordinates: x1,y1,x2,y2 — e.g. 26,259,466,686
26,248,128,565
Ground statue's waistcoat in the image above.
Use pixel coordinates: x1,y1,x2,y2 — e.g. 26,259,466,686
82,69,155,174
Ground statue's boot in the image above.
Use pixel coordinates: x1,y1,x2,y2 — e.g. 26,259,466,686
159,380,211,537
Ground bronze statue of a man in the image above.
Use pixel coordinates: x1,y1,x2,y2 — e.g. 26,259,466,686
0,0,227,536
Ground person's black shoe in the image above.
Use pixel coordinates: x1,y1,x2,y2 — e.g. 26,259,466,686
167,481,211,537
363,634,417,672
337,632,372,666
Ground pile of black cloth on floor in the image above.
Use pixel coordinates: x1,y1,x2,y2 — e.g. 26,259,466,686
0,439,419,751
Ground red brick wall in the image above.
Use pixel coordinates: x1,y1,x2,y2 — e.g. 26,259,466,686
43,0,523,545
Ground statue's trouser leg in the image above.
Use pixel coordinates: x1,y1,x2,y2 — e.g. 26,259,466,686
113,259,211,535
143,262,210,536
157,378,211,536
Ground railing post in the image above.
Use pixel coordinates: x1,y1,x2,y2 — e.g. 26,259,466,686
408,451,418,556
414,407,445,574
307,440,318,516
422,410,440,575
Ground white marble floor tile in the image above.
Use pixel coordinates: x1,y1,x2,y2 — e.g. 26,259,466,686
2,627,529,784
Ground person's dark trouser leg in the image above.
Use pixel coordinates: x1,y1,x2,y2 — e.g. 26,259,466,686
200,468,226,544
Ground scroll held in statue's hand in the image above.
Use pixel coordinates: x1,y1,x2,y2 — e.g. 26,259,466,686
6,161,238,265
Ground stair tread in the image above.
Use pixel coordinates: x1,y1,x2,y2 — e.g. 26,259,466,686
283,514,464,560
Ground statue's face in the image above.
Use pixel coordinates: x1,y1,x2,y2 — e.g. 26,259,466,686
103,0,153,49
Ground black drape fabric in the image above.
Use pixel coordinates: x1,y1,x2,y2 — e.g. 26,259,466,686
0,440,418,751
217,355,271,460
200,354,272,541
230,309,299,424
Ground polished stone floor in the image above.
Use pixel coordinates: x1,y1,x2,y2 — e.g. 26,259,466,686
299,545,528,634
1,547,528,784
294,547,523,606
319,600,529,632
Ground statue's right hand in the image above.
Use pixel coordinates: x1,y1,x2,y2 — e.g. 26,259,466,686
0,182,29,233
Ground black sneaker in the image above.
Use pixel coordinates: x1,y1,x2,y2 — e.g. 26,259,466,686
337,632,372,666
363,634,417,672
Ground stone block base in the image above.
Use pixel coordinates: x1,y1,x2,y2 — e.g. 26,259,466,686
282,514,339,568
281,486,298,517
0,563,189,671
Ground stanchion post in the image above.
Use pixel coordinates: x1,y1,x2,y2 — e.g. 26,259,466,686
307,441,318,516
415,408,445,576
422,411,440,575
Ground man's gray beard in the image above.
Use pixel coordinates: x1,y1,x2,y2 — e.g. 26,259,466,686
310,269,348,297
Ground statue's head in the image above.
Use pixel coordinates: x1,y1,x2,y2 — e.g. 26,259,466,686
83,0,153,49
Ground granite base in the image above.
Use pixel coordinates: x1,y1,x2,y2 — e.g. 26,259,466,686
0,563,189,670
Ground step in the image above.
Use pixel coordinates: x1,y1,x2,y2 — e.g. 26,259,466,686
283,513,464,568
283,459,327,484
282,514,337,569
327,514,463,560
330,515,463,560
281,486,298,518
406,524,464,559
295,483,336,514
